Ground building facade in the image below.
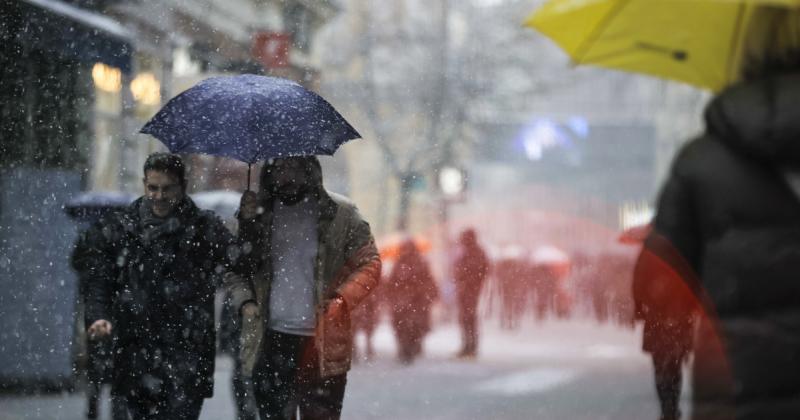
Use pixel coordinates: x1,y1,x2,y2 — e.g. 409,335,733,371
0,0,340,388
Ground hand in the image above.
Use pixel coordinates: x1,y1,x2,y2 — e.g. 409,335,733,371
325,296,347,321
239,190,260,220
87,319,113,339
241,302,259,318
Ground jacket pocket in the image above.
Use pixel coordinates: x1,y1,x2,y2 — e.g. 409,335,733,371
316,303,352,378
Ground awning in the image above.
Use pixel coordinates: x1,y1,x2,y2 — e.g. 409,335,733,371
17,0,134,73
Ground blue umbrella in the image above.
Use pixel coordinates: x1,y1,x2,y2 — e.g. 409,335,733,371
141,75,360,174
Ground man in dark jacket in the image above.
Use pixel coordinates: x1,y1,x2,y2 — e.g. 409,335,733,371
76,153,237,420
231,156,381,420
452,228,489,359
648,54,800,419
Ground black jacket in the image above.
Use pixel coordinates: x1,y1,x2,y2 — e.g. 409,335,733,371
652,74,800,414
73,197,236,399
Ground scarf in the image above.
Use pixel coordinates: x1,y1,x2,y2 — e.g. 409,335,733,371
138,198,188,246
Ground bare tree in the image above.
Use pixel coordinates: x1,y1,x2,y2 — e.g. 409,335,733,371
319,0,483,231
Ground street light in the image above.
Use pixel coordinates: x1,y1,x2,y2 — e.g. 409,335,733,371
439,166,466,198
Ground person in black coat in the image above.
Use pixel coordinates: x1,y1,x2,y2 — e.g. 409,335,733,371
648,52,800,419
75,153,238,420
453,228,489,359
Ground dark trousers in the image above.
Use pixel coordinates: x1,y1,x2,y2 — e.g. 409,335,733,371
253,329,347,420
652,350,685,420
458,297,480,356
228,308,258,420
87,338,127,420
233,349,258,420
125,392,203,420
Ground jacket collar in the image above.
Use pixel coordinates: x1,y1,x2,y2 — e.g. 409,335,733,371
124,196,200,234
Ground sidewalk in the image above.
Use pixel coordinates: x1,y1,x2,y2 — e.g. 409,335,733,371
0,318,690,420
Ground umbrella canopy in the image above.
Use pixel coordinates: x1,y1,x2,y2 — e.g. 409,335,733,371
618,223,652,245
377,232,432,261
64,191,136,222
526,0,800,91
531,245,571,278
531,244,570,266
141,74,361,164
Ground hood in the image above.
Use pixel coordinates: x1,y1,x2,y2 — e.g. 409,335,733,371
256,156,338,219
257,156,324,201
705,74,800,166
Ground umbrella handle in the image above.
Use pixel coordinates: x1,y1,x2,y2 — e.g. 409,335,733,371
247,164,252,192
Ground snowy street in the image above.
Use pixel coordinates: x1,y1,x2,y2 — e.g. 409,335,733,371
1,318,690,420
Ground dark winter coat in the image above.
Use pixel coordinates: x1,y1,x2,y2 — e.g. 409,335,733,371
651,74,800,418
632,234,696,356
228,187,381,379
74,197,236,400
386,248,438,336
453,241,489,306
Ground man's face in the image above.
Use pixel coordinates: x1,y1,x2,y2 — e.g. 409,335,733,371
143,170,184,217
267,159,313,204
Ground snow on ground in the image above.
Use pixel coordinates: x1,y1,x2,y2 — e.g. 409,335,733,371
0,317,690,420
340,318,690,420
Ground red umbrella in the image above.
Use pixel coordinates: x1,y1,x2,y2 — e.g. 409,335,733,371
618,224,652,245
377,232,432,261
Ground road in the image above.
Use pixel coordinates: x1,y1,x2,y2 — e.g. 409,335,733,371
0,319,690,420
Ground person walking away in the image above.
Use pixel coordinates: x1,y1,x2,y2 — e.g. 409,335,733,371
633,237,697,420
493,256,528,329
78,153,238,420
647,51,800,419
386,239,439,364
350,283,380,362
230,156,381,420
452,228,489,359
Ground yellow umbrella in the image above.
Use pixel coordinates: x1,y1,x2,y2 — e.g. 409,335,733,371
526,0,800,91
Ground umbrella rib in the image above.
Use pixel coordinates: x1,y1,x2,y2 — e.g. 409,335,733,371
572,0,633,63
725,3,747,85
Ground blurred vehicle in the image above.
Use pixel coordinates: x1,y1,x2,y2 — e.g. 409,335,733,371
191,189,242,232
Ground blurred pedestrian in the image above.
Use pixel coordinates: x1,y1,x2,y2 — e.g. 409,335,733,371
648,51,800,419
452,228,489,359
230,156,381,420
530,263,557,321
77,153,238,420
351,283,381,362
492,256,528,329
633,238,696,420
386,239,438,364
